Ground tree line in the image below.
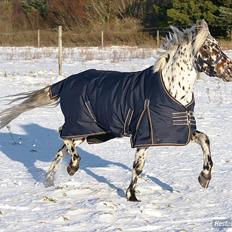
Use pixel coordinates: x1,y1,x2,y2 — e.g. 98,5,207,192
0,0,231,38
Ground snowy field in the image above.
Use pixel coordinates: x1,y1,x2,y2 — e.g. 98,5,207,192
0,47,232,232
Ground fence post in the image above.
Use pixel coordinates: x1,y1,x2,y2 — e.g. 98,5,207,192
58,26,62,76
37,29,40,47
157,30,160,48
101,31,104,48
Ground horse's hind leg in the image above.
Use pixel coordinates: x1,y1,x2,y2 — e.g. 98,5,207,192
45,144,68,187
126,148,147,201
192,130,213,188
44,138,84,186
64,138,84,176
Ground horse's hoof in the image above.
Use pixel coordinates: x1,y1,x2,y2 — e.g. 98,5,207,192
128,195,141,202
198,171,211,188
126,188,141,202
44,175,55,187
67,165,79,176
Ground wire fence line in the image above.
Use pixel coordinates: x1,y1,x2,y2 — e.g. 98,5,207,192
0,29,158,47
1,25,232,48
1,26,231,76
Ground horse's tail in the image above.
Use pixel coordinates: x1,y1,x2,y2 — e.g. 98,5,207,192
0,84,60,129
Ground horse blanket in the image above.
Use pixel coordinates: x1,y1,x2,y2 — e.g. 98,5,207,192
50,66,196,148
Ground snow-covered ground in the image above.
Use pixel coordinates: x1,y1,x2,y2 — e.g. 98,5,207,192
0,47,231,232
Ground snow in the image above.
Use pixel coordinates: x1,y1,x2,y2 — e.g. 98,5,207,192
0,47,232,232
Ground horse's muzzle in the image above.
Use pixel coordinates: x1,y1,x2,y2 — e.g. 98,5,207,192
220,60,232,82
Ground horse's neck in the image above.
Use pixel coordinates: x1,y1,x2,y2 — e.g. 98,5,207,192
161,51,198,106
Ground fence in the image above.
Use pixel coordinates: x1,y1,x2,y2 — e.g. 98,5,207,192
1,26,232,48
0,26,232,75
0,29,152,47
0,27,162,75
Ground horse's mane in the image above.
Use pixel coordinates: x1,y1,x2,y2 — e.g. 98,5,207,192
161,26,195,51
154,24,209,71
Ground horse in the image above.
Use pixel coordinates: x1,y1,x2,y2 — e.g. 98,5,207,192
0,20,231,201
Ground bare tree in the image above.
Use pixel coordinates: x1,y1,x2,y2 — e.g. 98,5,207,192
86,0,145,25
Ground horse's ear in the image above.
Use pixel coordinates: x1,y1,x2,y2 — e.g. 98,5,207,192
193,19,209,54
196,19,209,32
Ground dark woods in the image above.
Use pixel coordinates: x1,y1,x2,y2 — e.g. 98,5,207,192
0,0,231,46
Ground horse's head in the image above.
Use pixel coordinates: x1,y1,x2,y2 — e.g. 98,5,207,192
154,19,232,105
195,20,232,82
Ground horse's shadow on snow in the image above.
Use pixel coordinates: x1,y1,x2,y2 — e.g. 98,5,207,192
0,123,173,197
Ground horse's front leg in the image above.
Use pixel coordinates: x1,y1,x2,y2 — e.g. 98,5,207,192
64,138,84,176
126,148,147,201
192,130,213,188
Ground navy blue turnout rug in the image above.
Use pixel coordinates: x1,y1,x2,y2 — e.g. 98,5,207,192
50,66,196,148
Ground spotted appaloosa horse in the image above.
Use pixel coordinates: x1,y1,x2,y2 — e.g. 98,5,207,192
0,20,231,201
